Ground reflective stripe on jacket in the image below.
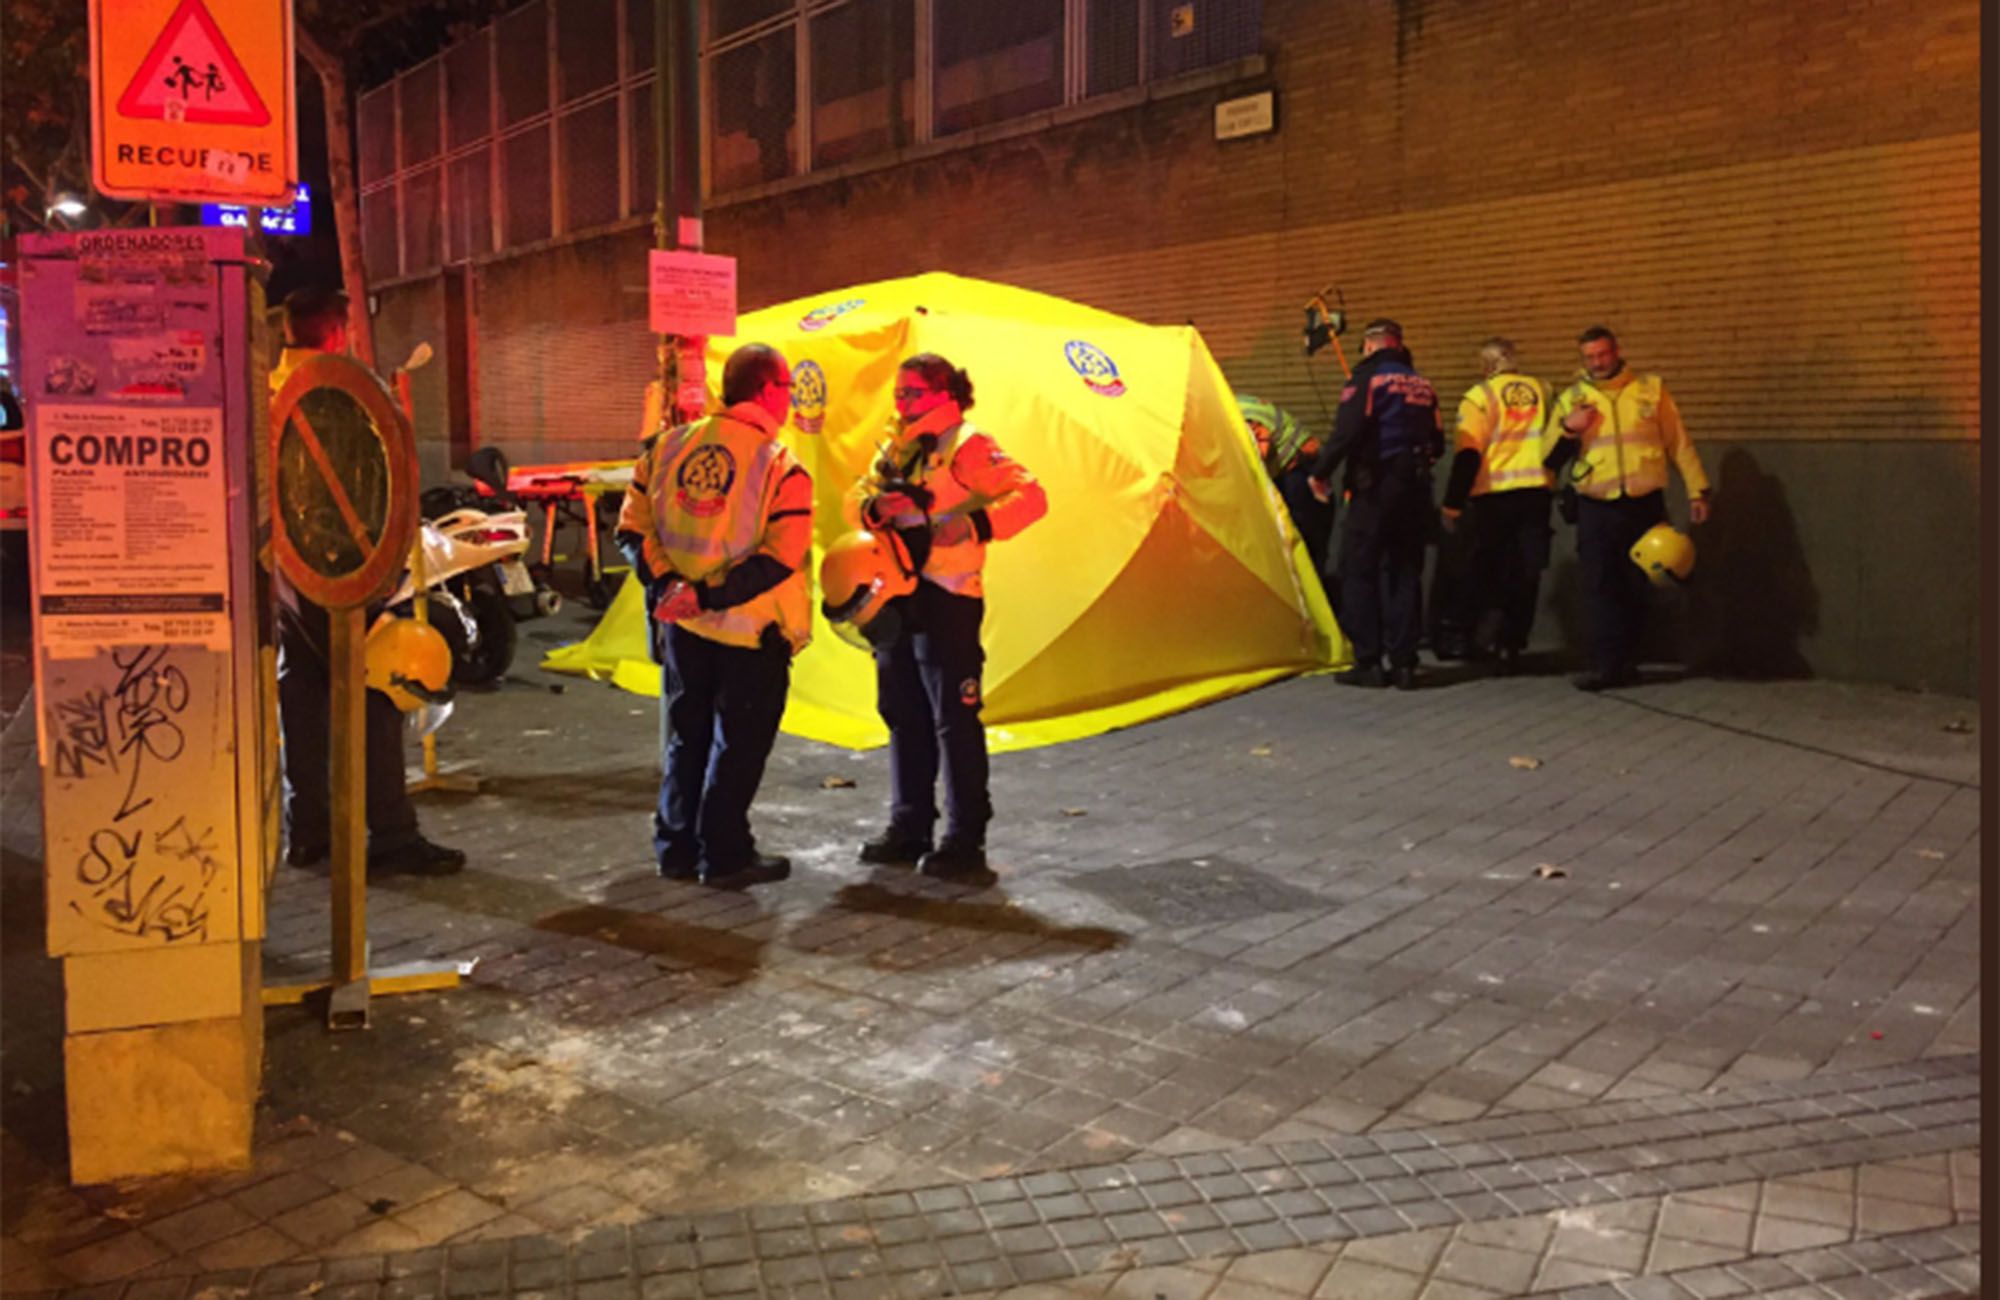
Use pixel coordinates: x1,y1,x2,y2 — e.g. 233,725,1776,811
1455,372,1552,496
624,403,812,650
1238,395,1319,478
842,420,1047,598
1549,370,1710,501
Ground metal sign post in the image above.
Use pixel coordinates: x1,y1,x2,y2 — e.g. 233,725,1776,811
264,354,461,1028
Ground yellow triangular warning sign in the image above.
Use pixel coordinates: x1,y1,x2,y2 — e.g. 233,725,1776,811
117,0,271,126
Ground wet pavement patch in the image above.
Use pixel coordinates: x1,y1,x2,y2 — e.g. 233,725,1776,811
1072,859,1330,928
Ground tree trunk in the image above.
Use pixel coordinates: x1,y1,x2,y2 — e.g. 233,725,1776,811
297,29,375,367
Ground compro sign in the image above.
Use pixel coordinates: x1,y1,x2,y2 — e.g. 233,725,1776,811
91,0,298,205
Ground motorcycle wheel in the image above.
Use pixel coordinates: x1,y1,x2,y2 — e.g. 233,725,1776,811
456,585,518,685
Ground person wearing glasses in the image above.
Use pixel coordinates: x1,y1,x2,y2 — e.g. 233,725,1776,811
616,342,812,889
843,353,1047,885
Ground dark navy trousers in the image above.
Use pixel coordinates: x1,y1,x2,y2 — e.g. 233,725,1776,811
874,582,990,847
655,623,790,871
1576,492,1667,676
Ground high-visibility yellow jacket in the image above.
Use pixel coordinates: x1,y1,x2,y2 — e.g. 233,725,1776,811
1548,369,1709,502
619,401,813,651
843,410,1047,599
1454,372,1552,496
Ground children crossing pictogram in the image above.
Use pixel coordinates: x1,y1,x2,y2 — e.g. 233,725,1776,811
116,0,271,127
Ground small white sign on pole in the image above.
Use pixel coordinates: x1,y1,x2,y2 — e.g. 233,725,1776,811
649,249,737,337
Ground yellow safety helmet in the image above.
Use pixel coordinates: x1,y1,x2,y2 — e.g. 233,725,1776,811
364,616,454,711
819,529,917,650
1630,523,1696,587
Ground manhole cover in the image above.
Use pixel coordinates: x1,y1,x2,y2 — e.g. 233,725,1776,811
1072,859,1327,928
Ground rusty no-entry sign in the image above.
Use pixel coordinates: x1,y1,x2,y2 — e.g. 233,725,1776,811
268,353,418,610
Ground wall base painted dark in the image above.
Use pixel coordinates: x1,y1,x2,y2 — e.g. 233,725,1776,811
1516,439,1976,697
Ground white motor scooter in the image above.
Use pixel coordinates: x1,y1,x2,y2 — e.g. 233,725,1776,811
383,504,536,686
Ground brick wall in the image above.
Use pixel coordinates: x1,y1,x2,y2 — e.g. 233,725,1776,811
382,0,1981,692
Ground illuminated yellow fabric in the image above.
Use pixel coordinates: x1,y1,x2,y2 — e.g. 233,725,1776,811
544,272,1345,751
1550,370,1710,501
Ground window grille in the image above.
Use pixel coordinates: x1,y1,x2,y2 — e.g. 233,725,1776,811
497,2,550,127
446,30,492,149
502,127,553,245
709,26,797,191
1086,0,1142,96
811,0,914,168
402,60,442,165
933,0,1066,137
560,98,623,233
558,0,620,102
1147,0,1260,80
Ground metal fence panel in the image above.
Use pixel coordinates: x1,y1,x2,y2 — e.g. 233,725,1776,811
712,0,791,41
502,127,553,246
358,84,397,184
402,60,442,164
709,26,797,191
362,187,399,282
558,0,620,102
933,0,1065,136
811,0,914,168
403,165,442,274
498,1,551,127
447,147,493,262
560,99,623,233
446,29,493,149
627,83,655,218
626,0,654,76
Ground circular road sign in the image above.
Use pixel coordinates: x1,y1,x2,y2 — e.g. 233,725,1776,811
269,353,420,609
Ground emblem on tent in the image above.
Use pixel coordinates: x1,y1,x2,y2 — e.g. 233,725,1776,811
799,298,864,332
1064,340,1126,397
116,0,274,126
674,444,737,517
791,360,827,434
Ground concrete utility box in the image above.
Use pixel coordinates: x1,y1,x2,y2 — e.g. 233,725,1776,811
18,228,274,1183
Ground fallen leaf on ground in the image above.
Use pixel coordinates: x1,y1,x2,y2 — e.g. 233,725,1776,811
1914,848,1945,860
521,728,554,737
1250,745,1274,757
1509,755,1543,770
820,775,856,789
1061,807,1088,817
1534,864,1567,879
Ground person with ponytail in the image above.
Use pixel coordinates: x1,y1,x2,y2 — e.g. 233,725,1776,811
841,353,1047,884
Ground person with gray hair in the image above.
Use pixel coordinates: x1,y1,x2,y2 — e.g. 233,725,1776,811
1439,335,1554,672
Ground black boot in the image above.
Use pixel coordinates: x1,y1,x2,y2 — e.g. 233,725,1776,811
859,828,931,866
918,840,995,886
701,852,792,889
1336,664,1387,688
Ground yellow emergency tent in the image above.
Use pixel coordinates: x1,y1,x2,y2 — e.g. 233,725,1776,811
542,272,1346,751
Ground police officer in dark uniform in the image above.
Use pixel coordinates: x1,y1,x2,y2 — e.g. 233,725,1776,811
1307,319,1444,690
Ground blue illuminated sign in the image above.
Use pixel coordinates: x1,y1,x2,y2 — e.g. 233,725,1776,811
201,183,312,236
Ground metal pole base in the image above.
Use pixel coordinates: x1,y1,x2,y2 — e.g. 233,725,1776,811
264,959,472,1030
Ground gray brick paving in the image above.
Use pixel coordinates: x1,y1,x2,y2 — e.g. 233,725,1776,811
2,615,1981,1294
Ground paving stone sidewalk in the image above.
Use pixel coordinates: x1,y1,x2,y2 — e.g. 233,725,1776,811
0,617,1981,1294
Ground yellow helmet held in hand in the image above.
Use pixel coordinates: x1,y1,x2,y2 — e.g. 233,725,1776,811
1630,523,1696,587
819,529,917,650
364,616,454,711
